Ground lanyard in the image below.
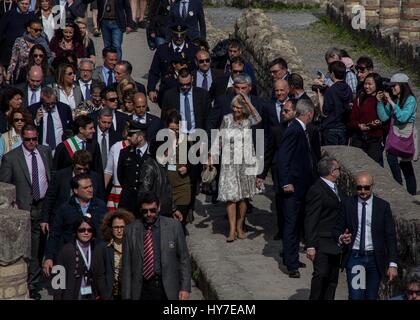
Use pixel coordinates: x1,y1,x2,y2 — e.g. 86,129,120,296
76,241,91,270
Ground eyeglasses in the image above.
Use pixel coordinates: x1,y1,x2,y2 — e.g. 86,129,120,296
355,66,367,72
13,118,25,123
77,227,93,233
33,54,44,58
107,97,118,102
231,70,243,74
140,208,157,214
32,28,43,33
80,69,93,72
65,72,74,76
407,289,420,296
198,58,210,64
23,137,37,141
356,185,371,191
112,226,125,230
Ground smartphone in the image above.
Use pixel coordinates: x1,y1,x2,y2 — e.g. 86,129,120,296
317,70,325,78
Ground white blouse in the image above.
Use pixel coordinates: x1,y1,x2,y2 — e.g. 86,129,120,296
42,12,55,42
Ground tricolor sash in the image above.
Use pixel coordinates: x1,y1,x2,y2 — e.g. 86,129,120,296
63,136,81,158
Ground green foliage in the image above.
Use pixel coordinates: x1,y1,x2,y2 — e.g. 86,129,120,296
204,1,321,11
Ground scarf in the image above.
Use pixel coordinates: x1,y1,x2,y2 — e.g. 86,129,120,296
22,32,53,63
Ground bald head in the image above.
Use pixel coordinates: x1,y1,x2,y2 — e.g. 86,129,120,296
134,92,148,117
355,171,374,200
27,65,43,90
274,79,289,102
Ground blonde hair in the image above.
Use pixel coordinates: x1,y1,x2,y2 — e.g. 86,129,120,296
231,94,250,118
75,17,89,48
116,77,138,102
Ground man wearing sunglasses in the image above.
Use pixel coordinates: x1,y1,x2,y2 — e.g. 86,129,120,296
0,123,53,299
121,191,191,300
334,171,398,300
192,49,220,100
391,267,420,300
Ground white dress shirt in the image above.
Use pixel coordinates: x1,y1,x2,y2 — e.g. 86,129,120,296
105,140,126,186
133,113,147,124
136,142,148,156
179,0,189,16
59,87,76,110
42,12,55,42
172,41,185,53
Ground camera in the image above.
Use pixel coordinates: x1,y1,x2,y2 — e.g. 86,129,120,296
311,84,328,94
382,82,394,95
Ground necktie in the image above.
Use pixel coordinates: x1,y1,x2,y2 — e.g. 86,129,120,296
31,151,40,201
137,115,146,124
46,111,56,149
176,47,181,53
84,83,91,100
101,132,107,168
276,102,283,123
224,61,231,74
30,90,37,106
182,1,187,19
143,225,154,280
136,148,142,157
107,70,113,87
305,129,314,169
81,140,86,150
201,73,208,91
333,184,340,201
360,201,367,254
183,92,192,131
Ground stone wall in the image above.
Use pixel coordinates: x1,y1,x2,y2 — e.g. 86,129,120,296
0,183,31,300
322,146,420,297
327,0,420,80
205,0,328,8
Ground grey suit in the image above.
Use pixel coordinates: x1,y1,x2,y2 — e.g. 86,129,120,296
121,217,191,300
0,144,53,289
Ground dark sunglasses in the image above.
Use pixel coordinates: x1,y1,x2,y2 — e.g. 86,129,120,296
198,58,210,64
77,227,93,233
33,54,44,58
107,97,118,102
23,137,37,141
407,289,420,296
231,70,243,74
140,208,157,214
65,72,74,76
355,66,367,72
32,28,43,33
356,185,371,191
13,118,25,123
180,82,192,87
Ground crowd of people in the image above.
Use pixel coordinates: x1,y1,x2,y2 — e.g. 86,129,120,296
0,0,418,301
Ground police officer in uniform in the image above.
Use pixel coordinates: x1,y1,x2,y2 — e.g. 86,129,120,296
117,121,149,214
147,23,198,105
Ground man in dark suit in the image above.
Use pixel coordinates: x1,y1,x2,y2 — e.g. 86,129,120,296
334,171,398,300
170,0,206,41
77,58,98,101
269,57,289,102
29,87,73,152
92,47,118,86
0,124,53,298
93,107,120,169
276,99,317,278
121,191,191,300
305,157,342,300
131,92,163,143
15,65,45,108
113,60,146,94
40,150,106,234
288,73,312,102
266,79,289,130
192,49,221,101
53,115,103,175
147,24,198,104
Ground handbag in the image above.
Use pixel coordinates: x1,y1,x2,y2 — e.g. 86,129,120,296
385,116,415,158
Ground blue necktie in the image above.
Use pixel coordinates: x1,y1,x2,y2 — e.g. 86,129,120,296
107,70,113,87
359,201,367,254
84,83,91,100
182,1,187,19
46,111,56,149
81,140,86,150
201,73,208,91
184,92,192,131
31,151,40,201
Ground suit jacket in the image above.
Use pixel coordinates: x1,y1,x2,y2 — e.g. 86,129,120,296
92,65,107,84
50,83,83,109
92,241,116,300
0,145,53,211
170,0,206,41
161,86,211,132
28,102,73,145
276,119,316,198
130,113,163,143
305,178,342,255
121,217,191,300
333,195,398,277
15,83,45,108
92,109,129,141
192,68,221,101
93,128,120,154
41,167,106,224
53,138,104,175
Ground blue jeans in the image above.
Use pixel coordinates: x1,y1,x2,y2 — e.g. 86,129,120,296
387,152,417,195
101,19,123,60
321,128,347,146
346,250,381,300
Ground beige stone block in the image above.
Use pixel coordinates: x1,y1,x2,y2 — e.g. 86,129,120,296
4,287,16,299
0,263,26,278
17,283,27,296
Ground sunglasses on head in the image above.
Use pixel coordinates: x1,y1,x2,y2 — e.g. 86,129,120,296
356,185,371,191
23,137,37,141
140,208,157,214
198,58,210,64
78,227,93,233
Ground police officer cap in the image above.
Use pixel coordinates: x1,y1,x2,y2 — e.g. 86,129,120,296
170,23,187,34
127,121,148,134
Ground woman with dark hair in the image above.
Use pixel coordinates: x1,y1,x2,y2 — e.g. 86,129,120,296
0,108,33,159
349,72,385,164
377,73,417,195
0,87,24,119
6,19,51,84
19,44,54,84
92,209,135,300
52,63,82,112
53,216,97,300
49,22,86,61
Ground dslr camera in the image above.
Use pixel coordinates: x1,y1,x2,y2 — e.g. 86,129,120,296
311,84,328,94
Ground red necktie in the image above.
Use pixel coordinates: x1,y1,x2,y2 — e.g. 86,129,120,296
143,225,154,279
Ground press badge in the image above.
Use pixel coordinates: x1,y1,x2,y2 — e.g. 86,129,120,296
168,241,175,249
80,286,92,295
168,164,177,171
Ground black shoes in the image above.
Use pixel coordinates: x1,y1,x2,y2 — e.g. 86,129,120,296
299,261,307,268
288,270,301,278
137,20,147,29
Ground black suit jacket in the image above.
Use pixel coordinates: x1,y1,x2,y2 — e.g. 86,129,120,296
192,68,221,101
92,109,129,141
130,113,163,143
53,138,104,175
28,102,73,145
305,178,342,255
15,83,45,108
93,128,120,153
161,86,211,132
170,0,206,41
334,195,398,277
41,167,106,224
92,241,115,300
276,119,316,198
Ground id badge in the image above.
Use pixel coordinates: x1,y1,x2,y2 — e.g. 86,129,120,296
80,286,92,295
168,164,177,171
